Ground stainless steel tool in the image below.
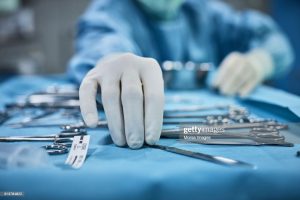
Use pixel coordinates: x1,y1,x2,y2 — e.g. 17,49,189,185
164,104,230,113
7,109,56,128
162,132,293,147
148,144,255,168
0,130,87,155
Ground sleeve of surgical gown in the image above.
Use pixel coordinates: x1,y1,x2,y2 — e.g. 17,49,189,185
208,1,294,78
67,0,141,84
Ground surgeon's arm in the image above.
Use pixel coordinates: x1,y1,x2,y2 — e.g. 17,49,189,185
68,1,164,149
210,2,294,96
68,1,141,84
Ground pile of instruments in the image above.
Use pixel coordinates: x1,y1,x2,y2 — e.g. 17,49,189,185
0,85,294,158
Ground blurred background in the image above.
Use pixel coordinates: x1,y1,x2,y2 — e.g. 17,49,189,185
0,0,299,95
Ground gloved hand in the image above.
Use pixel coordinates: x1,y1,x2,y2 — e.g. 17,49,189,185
79,53,164,149
212,49,274,97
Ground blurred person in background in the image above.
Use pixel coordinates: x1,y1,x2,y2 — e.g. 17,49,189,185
68,0,294,148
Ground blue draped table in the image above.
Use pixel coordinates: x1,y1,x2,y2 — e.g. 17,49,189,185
0,75,300,200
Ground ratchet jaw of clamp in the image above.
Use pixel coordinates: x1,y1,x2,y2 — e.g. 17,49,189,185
42,144,69,155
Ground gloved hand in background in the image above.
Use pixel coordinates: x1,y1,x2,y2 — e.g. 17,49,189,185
212,49,274,97
79,53,164,149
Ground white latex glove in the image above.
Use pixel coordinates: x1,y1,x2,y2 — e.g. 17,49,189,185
212,49,274,97
79,53,164,149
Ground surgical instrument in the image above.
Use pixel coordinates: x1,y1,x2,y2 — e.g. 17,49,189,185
164,113,249,124
7,109,82,129
42,144,69,155
161,132,293,147
164,121,288,131
28,85,79,100
61,121,108,131
0,130,87,155
49,120,205,130
183,139,292,146
7,109,57,128
162,61,215,90
59,120,287,133
148,144,254,168
28,92,79,101
164,105,250,122
162,130,283,139
5,100,81,109
0,130,86,142
164,104,230,113
163,113,246,119
59,119,216,131
4,84,102,110
7,110,246,128
4,119,106,129
4,119,215,129
60,119,230,131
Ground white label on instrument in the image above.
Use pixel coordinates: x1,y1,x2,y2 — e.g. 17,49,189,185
65,135,90,169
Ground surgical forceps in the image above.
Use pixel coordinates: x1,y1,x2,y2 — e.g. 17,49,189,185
59,120,287,133
7,109,57,128
7,109,82,129
5,100,81,109
61,121,108,131
7,119,216,129
59,119,216,131
161,129,293,146
60,119,208,131
185,138,293,146
0,129,87,155
168,121,288,131
164,111,247,118
164,104,230,113
164,111,250,124
7,104,249,128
